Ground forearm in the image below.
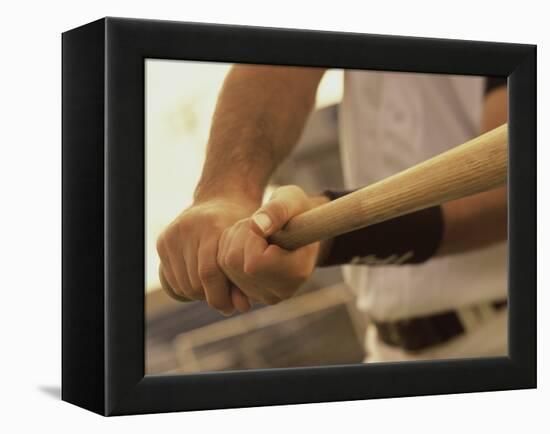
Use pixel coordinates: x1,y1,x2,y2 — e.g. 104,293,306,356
437,186,506,256
437,85,508,256
195,65,326,204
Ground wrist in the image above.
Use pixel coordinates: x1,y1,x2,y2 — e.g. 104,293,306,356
193,181,263,208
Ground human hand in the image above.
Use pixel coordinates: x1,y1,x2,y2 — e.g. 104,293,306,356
217,185,321,305
156,197,258,315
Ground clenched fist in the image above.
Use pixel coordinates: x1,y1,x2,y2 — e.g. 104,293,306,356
217,186,325,305
156,198,258,315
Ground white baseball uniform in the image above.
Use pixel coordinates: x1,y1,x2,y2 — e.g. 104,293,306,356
339,70,508,361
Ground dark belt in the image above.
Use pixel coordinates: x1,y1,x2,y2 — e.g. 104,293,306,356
375,300,507,352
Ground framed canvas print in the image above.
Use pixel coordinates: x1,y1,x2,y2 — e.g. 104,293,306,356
62,17,536,416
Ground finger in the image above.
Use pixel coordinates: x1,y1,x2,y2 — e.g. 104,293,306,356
251,185,309,237
218,226,241,287
219,226,254,312
243,242,300,303
220,223,261,305
254,243,303,278
223,222,248,274
172,255,203,300
243,229,269,275
235,223,288,304
230,285,251,313
198,237,234,314
217,226,231,266
182,240,205,300
156,235,185,297
159,264,191,302
165,237,201,300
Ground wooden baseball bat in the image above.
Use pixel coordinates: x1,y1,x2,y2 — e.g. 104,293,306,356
270,123,508,249
161,123,507,301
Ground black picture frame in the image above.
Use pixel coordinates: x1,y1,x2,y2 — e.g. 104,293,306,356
62,17,536,416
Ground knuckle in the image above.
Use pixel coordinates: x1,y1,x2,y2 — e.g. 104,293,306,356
156,235,166,258
198,262,220,284
272,199,289,222
225,250,242,270
163,232,180,255
176,220,192,240
284,184,308,208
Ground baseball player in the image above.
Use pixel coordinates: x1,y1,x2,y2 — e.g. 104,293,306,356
156,65,507,361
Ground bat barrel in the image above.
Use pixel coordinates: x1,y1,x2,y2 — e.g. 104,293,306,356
270,123,508,250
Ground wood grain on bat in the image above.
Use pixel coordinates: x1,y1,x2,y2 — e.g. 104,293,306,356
269,123,508,250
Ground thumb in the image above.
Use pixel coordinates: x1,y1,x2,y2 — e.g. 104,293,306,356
251,185,309,237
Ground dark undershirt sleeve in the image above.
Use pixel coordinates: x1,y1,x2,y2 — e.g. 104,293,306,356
320,190,444,267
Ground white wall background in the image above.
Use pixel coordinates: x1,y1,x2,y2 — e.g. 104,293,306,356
0,0,546,432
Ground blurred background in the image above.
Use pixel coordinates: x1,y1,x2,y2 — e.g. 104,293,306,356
145,60,366,375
